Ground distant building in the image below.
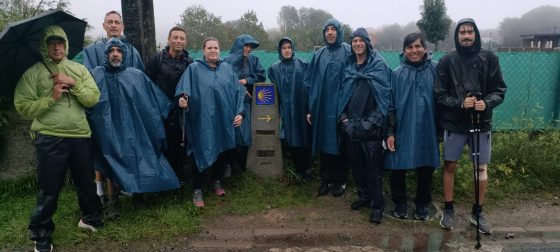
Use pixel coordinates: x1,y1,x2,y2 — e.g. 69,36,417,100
521,33,560,49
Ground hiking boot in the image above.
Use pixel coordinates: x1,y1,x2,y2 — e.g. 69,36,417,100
331,183,346,197
414,204,430,221
440,209,454,230
34,239,53,252
370,208,384,224
106,197,121,220
317,182,332,196
393,202,408,219
351,198,371,210
78,219,102,232
192,189,204,208
212,180,226,196
470,212,493,234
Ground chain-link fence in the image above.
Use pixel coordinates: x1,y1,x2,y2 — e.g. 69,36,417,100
189,50,560,130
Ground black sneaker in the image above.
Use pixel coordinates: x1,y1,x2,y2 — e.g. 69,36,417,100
393,202,408,219
34,239,53,252
297,169,313,183
317,182,332,196
331,183,346,197
415,204,430,221
351,198,371,210
370,208,384,224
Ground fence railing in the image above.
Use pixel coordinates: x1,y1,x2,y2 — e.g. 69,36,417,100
188,50,559,130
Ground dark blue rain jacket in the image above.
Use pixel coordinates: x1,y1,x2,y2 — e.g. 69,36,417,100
268,37,310,148
88,38,179,193
305,19,351,155
384,54,440,170
82,37,144,71
175,59,245,171
223,34,266,147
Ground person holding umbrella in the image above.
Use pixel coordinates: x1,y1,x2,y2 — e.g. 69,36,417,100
13,25,103,252
435,18,507,235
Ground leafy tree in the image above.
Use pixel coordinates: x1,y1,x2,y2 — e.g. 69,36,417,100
416,0,451,51
277,6,299,39
178,5,226,51
0,0,70,30
499,5,560,47
374,22,420,51
276,6,351,50
223,10,270,50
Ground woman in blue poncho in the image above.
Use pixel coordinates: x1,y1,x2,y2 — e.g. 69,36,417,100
176,37,245,207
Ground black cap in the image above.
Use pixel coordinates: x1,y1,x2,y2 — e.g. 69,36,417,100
46,35,66,43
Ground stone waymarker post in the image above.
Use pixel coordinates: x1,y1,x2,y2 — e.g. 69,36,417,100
247,83,283,178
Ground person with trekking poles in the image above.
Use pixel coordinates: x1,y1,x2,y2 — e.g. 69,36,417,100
145,26,194,187
435,18,507,236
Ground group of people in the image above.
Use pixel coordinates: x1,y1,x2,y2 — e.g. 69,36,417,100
14,9,506,252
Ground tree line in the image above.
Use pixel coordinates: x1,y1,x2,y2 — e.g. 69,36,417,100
1,1,559,53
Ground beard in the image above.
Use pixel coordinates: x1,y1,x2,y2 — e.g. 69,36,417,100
110,59,122,67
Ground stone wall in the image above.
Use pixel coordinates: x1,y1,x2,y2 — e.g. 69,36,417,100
0,110,35,180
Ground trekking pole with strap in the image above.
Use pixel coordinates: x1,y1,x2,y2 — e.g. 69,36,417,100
469,92,482,249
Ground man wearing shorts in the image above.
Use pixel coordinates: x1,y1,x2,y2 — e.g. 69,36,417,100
434,18,507,234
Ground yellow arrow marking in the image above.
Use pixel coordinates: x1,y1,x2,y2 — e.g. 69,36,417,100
257,114,272,122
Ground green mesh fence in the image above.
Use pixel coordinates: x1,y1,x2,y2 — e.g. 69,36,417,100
186,50,560,130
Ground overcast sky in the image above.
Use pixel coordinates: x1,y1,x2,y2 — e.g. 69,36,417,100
68,0,559,44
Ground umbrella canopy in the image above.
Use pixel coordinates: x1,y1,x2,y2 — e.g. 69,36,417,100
0,10,87,96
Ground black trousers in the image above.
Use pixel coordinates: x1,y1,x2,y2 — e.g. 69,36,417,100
29,134,102,242
345,140,385,209
192,152,227,190
286,146,311,172
390,166,435,206
164,109,188,183
319,151,348,184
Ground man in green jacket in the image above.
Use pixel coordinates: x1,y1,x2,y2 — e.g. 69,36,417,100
13,25,103,252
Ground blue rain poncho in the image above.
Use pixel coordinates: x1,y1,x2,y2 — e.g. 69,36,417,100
268,37,310,148
87,38,179,193
305,18,351,155
384,54,440,170
175,59,245,171
81,36,144,71
223,34,266,146
337,28,391,140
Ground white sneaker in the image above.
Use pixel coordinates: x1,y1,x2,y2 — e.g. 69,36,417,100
78,219,98,232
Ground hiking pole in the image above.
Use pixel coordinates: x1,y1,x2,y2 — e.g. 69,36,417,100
469,93,482,249
179,93,189,202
